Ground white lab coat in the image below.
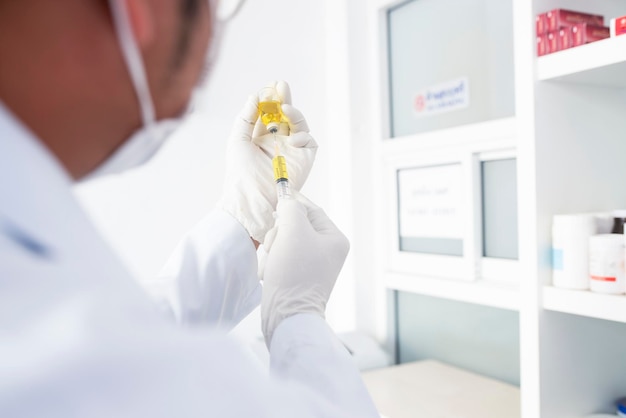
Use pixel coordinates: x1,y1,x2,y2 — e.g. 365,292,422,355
0,104,379,418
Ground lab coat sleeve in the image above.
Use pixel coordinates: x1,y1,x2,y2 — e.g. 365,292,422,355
144,209,261,330
269,313,380,417
1,313,380,418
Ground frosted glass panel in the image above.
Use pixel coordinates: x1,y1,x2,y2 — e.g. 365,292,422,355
396,292,520,385
482,159,518,259
387,0,515,137
397,164,464,256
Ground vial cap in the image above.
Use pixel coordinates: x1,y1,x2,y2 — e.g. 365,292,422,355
267,122,280,134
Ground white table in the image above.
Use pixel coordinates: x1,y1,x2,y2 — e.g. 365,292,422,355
362,360,520,418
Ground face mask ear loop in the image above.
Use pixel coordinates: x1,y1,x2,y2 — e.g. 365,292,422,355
108,0,157,136
201,0,228,84
215,0,247,22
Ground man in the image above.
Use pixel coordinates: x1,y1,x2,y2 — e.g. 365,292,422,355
0,0,379,416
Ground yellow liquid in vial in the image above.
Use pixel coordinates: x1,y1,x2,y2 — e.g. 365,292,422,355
258,101,284,127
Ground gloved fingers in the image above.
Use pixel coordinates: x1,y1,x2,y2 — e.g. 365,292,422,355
276,80,292,105
276,120,290,136
263,226,279,253
252,133,276,157
230,95,259,143
290,189,310,204
293,192,345,238
276,82,292,135
281,104,310,134
285,131,318,149
305,205,349,257
252,117,268,138
257,245,268,280
275,198,309,228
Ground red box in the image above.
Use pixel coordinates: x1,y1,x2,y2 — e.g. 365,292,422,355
536,13,549,35
557,27,573,50
571,24,610,47
537,35,549,56
611,16,626,37
546,31,559,53
546,9,604,32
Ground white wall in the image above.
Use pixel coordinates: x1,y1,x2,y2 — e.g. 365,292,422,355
75,0,358,336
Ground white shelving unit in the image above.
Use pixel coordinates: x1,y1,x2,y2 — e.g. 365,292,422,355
348,0,626,417
543,286,626,323
387,273,520,312
528,2,626,417
537,35,626,86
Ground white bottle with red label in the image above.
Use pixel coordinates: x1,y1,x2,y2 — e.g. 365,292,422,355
552,214,597,289
588,234,626,294
611,15,626,37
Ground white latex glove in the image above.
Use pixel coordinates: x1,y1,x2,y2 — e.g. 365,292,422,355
261,193,349,346
217,81,317,244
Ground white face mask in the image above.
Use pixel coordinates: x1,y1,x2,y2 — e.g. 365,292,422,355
85,0,227,181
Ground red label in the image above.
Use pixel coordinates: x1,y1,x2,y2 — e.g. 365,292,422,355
537,35,548,56
617,17,626,35
414,95,425,113
571,24,610,46
546,9,604,32
547,31,558,53
558,28,572,50
536,13,548,35
591,275,617,282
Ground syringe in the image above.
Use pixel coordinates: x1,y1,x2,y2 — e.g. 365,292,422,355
272,134,291,200
258,86,291,200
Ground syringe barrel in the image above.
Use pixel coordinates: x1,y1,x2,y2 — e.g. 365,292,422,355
272,155,289,182
275,179,291,200
272,146,291,199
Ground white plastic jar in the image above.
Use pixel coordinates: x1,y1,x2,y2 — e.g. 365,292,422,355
552,214,598,289
589,234,626,294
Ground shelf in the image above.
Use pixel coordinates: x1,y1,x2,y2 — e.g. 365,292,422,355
543,286,626,323
362,360,520,418
386,272,519,311
380,117,517,156
537,35,626,87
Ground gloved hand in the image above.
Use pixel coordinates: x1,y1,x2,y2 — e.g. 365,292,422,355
217,81,318,244
261,193,349,347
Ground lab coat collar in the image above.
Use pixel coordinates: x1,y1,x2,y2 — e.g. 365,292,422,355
0,102,87,258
